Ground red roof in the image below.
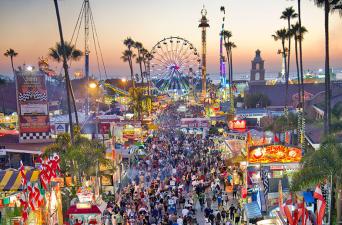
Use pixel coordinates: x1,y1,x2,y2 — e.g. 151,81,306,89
66,205,101,215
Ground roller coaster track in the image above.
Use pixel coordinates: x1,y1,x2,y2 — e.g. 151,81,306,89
103,82,129,96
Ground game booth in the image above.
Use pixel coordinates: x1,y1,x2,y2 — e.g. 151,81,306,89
246,144,302,213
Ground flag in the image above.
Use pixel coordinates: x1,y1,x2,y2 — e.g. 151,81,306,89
279,180,284,215
261,168,269,196
274,133,280,143
285,131,290,144
283,193,294,225
314,185,326,225
262,132,266,145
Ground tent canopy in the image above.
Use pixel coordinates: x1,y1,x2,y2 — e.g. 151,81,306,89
0,169,40,192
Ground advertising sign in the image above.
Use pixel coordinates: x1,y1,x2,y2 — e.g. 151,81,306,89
248,145,302,164
99,123,110,134
180,118,209,128
228,120,246,131
16,69,51,142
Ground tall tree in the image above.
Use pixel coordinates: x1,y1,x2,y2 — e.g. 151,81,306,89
49,42,83,126
281,7,298,84
134,42,145,84
4,49,18,74
272,28,289,109
121,49,136,89
123,37,136,89
49,42,83,63
291,23,308,107
292,136,342,223
313,0,342,134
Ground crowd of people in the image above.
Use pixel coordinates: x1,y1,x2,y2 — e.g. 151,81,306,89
102,104,243,225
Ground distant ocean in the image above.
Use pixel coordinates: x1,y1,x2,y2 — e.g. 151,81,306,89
208,69,342,84
208,72,299,84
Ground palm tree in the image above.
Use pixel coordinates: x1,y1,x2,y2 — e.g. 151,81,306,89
291,23,308,107
281,7,298,83
49,42,83,126
123,37,136,89
4,49,18,74
134,42,145,84
272,28,289,109
49,42,83,63
121,49,136,89
226,41,237,114
313,0,342,134
292,136,342,223
221,30,232,78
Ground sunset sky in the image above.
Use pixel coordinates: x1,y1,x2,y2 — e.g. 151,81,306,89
0,0,341,79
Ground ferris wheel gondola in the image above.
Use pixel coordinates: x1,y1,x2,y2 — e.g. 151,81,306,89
150,36,201,96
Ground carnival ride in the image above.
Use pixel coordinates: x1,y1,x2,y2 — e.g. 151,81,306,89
149,37,201,96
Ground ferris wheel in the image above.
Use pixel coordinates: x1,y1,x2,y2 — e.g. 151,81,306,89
150,36,201,95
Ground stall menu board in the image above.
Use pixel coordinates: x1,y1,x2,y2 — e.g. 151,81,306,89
248,145,302,164
16,70,50,142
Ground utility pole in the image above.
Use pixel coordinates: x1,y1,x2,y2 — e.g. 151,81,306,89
84,0,90,116
53,0,74,142
198,6,209,104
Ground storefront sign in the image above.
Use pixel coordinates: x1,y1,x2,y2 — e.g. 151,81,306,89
180,118,209,128
99,123,110,134
248,145,302,164
55,123,66,134
16,70,51,142
227,133,246,141
228,120,246,130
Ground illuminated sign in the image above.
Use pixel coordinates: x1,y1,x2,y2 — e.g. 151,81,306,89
248,145,302,164
228,120,246,130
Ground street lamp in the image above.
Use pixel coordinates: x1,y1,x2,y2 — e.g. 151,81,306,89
89,82,97,89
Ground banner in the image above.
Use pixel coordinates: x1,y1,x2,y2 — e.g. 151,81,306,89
16,69,51,142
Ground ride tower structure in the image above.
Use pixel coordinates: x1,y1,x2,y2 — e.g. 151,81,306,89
198,6,209,103
70,0,108,116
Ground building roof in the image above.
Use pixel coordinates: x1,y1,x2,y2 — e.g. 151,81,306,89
0,134,51,151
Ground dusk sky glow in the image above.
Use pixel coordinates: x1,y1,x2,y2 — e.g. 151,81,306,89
0,0,341,79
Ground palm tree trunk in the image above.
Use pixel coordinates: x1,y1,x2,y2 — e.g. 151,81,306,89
67,81,79,126
287,18,292,82
282,40,288,109
53,0,74,142
229,49,234,114
10,56,15,74
129,58,135,89
324,0,331,135
295,38,301,106
298,0,305,111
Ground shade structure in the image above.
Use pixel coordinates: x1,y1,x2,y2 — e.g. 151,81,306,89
0,169,40,192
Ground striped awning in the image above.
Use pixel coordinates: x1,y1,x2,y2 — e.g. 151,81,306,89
0,170,40,192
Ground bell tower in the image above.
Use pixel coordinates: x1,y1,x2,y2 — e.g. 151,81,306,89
250,49,265,83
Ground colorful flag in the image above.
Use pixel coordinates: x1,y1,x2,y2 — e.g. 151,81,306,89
279,180,284,215
314,185,326,225
274,133,280,143
283,193,294,225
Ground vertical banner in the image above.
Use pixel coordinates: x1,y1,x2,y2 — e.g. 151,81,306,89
16,69,51,143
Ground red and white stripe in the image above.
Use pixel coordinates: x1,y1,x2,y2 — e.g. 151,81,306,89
313,185,326,225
